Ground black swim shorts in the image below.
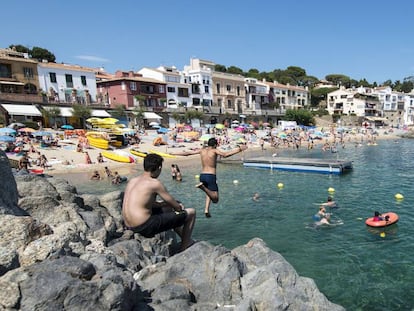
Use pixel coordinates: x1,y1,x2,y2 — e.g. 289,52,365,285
199,173,218,191
126,206,187,238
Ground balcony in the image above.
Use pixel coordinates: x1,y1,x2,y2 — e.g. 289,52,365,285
0,92,44,104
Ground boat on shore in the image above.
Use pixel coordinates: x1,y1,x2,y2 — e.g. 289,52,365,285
130,148,148,158
101,150,134,163
86,131,122,150
149,149,176,158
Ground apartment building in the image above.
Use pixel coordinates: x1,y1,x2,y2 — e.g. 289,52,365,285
138,66,191,109
38,62,97,105
182,58,213,109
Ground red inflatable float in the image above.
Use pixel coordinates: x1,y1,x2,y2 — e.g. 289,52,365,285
365,212,399,227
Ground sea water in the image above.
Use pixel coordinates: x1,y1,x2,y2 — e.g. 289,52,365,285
64,139,414,310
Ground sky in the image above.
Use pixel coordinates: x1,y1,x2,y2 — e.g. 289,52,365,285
3,0,414,84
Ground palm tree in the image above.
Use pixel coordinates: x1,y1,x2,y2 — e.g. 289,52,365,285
71,104,91,129
132,106,145,128
42,106,61,129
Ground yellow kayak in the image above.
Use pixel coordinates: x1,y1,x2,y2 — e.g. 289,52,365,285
102,150,134,163
130,148,148,158
149,150,176,158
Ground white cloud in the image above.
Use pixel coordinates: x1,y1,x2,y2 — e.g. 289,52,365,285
76,55,110,63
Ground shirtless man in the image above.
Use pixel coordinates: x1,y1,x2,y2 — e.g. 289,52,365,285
122,153,196,251
196,137,247,218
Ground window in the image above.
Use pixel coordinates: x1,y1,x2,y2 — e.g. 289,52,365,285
237,86,241,96
167,87,175,93
130,81,137,91
65,74,73,88
23,67,34,78
226,84,231,92
0,63,12,78
178,88,189,97
49,72,57,83
216,83,220,94
81,75,87,86
140,84,155,93
204,85,209,93
159,85,165,93
227,99,233,108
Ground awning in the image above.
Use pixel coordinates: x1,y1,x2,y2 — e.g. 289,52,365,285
0,81,25,86
365,116,387,121
91,109,111,117
1,104,42,116
144,112,162,119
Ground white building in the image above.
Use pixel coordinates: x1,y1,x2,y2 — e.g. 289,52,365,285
327,86,380,117
182,58,213,108
244,78,269,112
37,62,97,105
138,66,191,109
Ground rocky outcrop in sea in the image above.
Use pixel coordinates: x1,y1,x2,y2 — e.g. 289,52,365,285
0,150,345,310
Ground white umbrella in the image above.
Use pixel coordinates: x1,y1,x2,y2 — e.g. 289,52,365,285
149,121,159,126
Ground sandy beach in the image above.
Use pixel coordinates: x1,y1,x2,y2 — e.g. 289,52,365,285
8,127,405,180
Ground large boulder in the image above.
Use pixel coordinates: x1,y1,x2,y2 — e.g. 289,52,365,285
135,239,346,310
0,150,27,216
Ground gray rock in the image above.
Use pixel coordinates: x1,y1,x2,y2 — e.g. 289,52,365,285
0,150,27,216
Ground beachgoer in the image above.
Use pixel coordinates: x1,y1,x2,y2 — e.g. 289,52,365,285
252,192,260,201
104,166,113,178
90,170,101,180
76,143,83,152
259,137,265,151
171,164,177,180
373,211,388,222
122,153,196,251
97,153,104,163
112,171,121,184
196,137,248,218
18,153,30,170
320,196,337,208
314,206,330,224
176,165,182,182
85,152,92,164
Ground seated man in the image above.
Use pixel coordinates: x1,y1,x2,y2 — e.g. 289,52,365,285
373,211,384,221
122,153,196,251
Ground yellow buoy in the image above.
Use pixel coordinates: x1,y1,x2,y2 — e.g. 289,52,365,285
328,187,335,193
195,175,199,179
380,232,386,238
233,180,239,184
395,193,404,200
277,183,284,188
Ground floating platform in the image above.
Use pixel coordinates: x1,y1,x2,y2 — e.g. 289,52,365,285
243,157,353,175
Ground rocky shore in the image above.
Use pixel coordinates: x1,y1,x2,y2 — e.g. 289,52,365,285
0,149,345,310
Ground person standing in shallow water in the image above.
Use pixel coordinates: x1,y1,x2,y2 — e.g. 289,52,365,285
196,137,247,218
122,153,196,251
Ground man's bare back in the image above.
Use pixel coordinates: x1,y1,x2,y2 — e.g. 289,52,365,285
122,174,181,228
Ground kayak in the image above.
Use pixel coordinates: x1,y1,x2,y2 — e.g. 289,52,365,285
365,212,399,227
149,150,176,158
130,148,148,158
102,150,134,163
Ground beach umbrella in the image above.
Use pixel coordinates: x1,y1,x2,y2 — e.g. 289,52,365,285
149,121,159,127
32,131,52,137
101,117,119,124
7,122,25,129
215,123,225,129
18,127,36,133
61,124,74,130
199,134,212,141
157,127,169,134
0,135,15,142
232,120,239,124
86,117,102,123
151,125,161,129
0,127,16,134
